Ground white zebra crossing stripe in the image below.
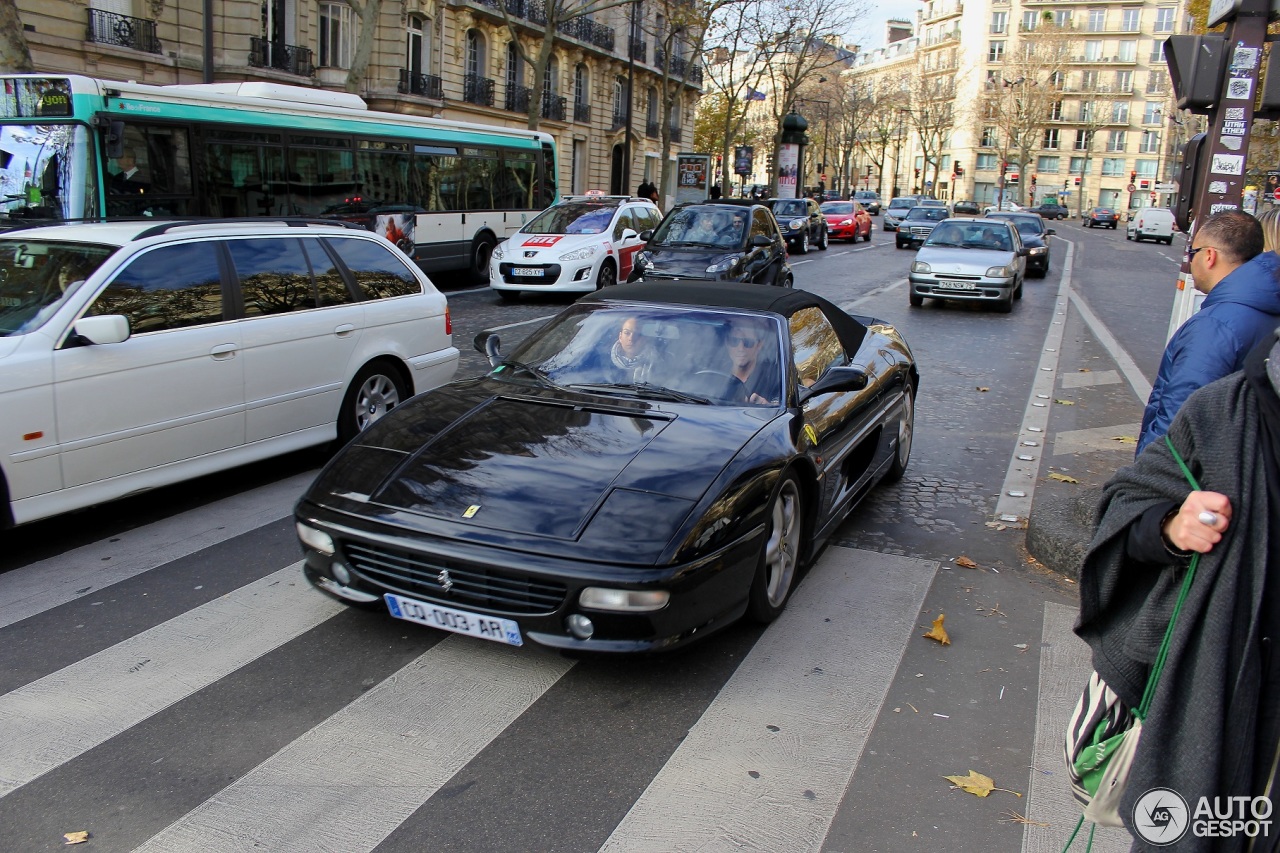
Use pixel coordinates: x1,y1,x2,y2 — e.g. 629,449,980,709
0,471,314,630
0,563,340,798
600,547,936,852
1021,601,1131,853
134,636,574,853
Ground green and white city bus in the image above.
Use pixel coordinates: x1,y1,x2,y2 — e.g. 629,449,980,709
0,74,558,278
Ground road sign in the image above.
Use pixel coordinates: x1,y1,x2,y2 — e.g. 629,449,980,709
1155,182,1177,192
1151,191,1159,202
926,180,934,188
1273,187,1280,201
1126,183,1137,192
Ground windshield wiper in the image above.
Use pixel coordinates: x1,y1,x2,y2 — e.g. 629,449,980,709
568,382,711,404
497,359,561,388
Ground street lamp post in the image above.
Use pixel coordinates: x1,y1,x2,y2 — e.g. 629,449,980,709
893,109,908,198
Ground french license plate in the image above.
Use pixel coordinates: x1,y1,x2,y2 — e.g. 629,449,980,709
384,593,523,646
511,267,544,277
938,280,977,290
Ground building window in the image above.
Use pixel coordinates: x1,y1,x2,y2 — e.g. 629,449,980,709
977,152,998,170
981,126,997,147
1122,9,1140,31
1087,10,1105,32
1150,41,1167,63
1043,128,1060,149
988,41,1005,62
613,77,625,120
1135,159,1157,177
1118,40,1136,61
1050,70,1064,89
990,11,1007,33
646,86,658,126
1082,70,1100,90
574,64,588,107
1074,129,1094,150
1037,156,1060,173
1107,130,1127,151
1055,10,1072,27
1084,40,1102,61
1080,101,1094,122
466,29,485,78
1139,131,1160,153
1049,101,1063,121
1112,102,1129,123
1142,101,1161,123
1102,157,1125,176
544,56,558,102
318,2,353,69
405,16,427,77
1147,72,1168,94
1022,10,1037,31
1154,7,1175,32
1070,156,1087,173
1116,70,1132,92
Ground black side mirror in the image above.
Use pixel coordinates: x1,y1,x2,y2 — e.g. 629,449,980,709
1017,247,1030,257
751,234,772,247
1046,228,1056,236
639,229,653,241
798,365,869,403
473,331,502,367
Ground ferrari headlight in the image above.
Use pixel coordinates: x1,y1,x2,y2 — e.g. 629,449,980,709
986,265,1013,277
911,261,931,273
492,243,506,261
705,255,739,274
1029,246,1047,255
579,587,670,612
559,245,598,262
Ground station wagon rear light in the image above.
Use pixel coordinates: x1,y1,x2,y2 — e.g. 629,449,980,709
445,307,452,335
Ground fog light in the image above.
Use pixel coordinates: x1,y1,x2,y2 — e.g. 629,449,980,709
566,614,595,639
296,521,335,556
579,587,670,612
331,562,351,585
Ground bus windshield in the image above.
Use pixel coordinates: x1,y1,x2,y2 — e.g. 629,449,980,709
0,123,98,225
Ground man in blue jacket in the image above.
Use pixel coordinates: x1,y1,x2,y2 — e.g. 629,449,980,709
1137,210,1280,454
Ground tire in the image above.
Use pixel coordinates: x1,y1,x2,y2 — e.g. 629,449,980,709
1015,278,1024,299
1110,224,1117,229
817,226,829,250
896,240,906,249
797,230,810,254
1164,237,1174,245
338,360,408,445
909,291,924,307
747,473,803,623
995,293,1013,313
884,388,915,483
596,260,617,290
1126,231,1133,241
470,233,497,283
497,290,521,303
778,273,794,288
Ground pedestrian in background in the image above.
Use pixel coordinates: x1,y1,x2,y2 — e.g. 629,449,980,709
1075,327,1280,853
1259,205,1280,253
636,180,654,201
709,185,722,200
1136,210,1280,455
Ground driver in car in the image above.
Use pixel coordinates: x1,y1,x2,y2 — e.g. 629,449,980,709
723,317,778,405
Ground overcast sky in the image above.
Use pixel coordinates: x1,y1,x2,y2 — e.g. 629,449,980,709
852,0,922,52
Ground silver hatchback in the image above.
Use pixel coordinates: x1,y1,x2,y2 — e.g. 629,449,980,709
907,218,1028,313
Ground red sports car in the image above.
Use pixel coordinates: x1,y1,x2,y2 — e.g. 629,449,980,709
820,201,873,242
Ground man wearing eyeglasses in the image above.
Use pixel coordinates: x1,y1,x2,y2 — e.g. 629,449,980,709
724,318,778,405
1137,210,1280,455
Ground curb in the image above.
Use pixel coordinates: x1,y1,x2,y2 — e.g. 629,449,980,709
1025,484,1103,580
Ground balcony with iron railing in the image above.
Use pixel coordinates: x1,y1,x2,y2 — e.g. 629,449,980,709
542,95,567,121
399,69,444,99
629,37,647,63
457,0,615,52
653,50,703,85
573,101,591,122
920,1,963,23
505,85,532,113
646,120,660,138
87,9,161,54
464,74,496,107
248,36,314,76
668,126,682,144
611,109,627,130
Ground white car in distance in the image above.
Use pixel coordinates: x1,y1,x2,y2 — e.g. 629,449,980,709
490,194,662,302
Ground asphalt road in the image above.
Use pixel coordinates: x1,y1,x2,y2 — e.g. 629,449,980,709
0,218,1187,852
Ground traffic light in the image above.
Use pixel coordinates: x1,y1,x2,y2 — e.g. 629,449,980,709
1031,174,1038,187
1130,170,1137,183
914,168,920,178
1000,161,1008,176
1165,34,1227,113
954,162,964,176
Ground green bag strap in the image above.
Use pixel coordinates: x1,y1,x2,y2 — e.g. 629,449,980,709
1137,436,1203,718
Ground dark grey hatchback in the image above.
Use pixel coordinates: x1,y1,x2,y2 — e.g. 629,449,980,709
630,202,794,287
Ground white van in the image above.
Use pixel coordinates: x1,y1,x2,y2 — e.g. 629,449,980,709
1126,208,1177,244
0,220,459,527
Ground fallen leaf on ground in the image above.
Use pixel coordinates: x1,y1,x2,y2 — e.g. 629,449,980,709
955,556,979,569
1078,368,1092,373
984,521,1007,530
1047,472,1079,484
1055,399,1076,405
976,386,990,392
64,832,89,845
943,770,1023,798
1112,435,1137,444
999,809,1049,826
923,613,950,645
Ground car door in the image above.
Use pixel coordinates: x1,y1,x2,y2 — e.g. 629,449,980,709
743,209,777,283
613,207,645,281
52,240,244,489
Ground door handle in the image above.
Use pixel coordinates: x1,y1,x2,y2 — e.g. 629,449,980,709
334,324,356,337
210,343,237,360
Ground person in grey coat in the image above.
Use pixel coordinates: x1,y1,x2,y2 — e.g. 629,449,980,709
1136,210,1280,455
1075,328,1280,851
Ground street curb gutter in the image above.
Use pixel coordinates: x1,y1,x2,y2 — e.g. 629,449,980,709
1026,485,1103,580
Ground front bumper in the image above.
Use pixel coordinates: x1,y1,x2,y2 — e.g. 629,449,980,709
1026,250,1050,272
909,273,1016,303
296,505,762,653
490,259,598,293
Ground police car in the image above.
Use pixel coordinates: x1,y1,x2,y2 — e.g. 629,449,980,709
490,193,662,301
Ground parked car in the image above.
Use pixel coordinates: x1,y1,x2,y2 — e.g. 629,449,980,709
630,201,793,287
952,200,981,215
769,197,830,253
853,190,882,215
1126,207,1178,244
1083,207,1120,229
1027,202,1070,220
982,200,1025,216
490,194,662,301
0,219,459,528
882,196,919,232
295,280,918,652
896,205,951,249
820,200,873,242
986,212,1054,277
908,217,1028,312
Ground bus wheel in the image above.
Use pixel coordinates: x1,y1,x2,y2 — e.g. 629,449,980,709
471,233,497,283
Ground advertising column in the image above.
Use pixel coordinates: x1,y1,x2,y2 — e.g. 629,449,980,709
776,144,799,199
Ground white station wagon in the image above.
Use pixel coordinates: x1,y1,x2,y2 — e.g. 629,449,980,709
0,219,458,527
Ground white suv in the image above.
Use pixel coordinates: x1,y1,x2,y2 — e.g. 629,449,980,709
0,219,458,527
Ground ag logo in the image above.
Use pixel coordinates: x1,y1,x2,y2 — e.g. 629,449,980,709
1133,787,1189,845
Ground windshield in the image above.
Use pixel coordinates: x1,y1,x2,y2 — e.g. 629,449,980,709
821,202,854,215
994,217,1044,235
0,240,114,335
0,123,99,226
925,221,1014,251
650,207,746,248
498,302,785,406
522,202,617,235
771,200,808,218
905,208,948,221
886,198,915,210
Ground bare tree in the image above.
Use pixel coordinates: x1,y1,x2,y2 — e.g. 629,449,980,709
700,0,770,195
1070,89,1119,217
0,0,34,72
343,0,385,93
855,74,910,197
904,67,957,197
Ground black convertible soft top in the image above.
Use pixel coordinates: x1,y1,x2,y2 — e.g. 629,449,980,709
584,281,868,355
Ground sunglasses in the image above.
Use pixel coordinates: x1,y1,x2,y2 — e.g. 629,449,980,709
1187,245,1213,262
727,336,760,348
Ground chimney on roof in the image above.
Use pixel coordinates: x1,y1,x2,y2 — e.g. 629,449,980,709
886,19,913,44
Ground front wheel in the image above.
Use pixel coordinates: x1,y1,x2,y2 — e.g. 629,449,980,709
338,360,408,445
747,474,804,623
909,291,924,307
884,388,915,482
817,226,829,250
595,260,617,290
797,231,809,254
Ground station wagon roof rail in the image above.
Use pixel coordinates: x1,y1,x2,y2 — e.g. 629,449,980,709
131,218,368,240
